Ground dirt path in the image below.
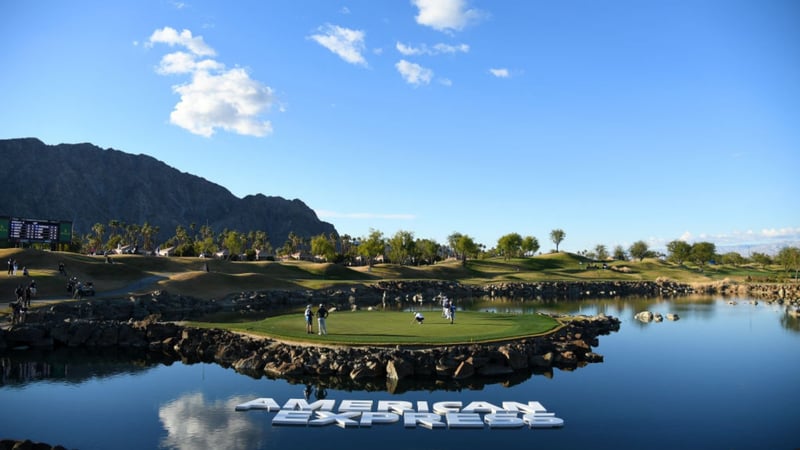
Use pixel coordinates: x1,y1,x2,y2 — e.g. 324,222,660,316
93,274,167,299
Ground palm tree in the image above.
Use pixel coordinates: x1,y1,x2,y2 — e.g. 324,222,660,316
92,223,105,251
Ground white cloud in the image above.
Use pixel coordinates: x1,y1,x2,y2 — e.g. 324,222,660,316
412,0,485,32
677,227,800,245
395,60,433,86
396,42,420,56
156,51,224,75
761,227,800,239
439,78,453,87
316,210,416,220
309,24,367,66
434,42,470,54
396,42,469,56
147,27,276,138
171,68,274,137
148,27,215,57
489,68,510,78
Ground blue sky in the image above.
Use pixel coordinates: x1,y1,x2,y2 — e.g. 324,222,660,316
1,0,798,253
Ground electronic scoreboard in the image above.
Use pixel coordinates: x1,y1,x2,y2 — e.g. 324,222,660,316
0,217,72,243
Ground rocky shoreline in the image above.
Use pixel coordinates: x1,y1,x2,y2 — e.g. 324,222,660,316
1,291,620,385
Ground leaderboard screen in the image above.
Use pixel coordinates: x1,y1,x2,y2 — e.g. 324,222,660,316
4,217,72,243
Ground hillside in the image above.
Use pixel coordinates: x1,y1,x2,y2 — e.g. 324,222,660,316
0,138,336,247
0,248,784,304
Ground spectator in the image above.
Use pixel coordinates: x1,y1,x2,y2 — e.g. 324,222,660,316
304,304,314,334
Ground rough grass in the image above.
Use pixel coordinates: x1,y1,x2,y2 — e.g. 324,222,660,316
0,248,789,307
190,310,562,345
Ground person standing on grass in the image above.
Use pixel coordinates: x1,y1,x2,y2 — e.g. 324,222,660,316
316,303,328,335
449,302,456,324
304,304,314,334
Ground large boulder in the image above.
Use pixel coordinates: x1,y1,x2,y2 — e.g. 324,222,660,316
386,357,414,380
5,325,52,348
453,361,475,380
497,345,528,370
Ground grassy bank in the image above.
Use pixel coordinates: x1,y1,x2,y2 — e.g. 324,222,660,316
0,247,787,304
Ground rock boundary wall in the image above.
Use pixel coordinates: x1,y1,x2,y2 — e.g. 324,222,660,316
0,310,620,385
227,280,800,313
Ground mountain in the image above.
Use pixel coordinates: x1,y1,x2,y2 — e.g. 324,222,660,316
715,242,800,258
0,138,337,248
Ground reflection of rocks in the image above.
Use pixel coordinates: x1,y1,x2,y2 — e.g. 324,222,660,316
699,282,800,302
635,311,679,323
0,347,173,386
0,439,67,449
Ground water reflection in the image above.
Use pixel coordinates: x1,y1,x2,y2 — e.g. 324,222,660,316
1,295,798,450
159,393,265,450
459,295,800,335
277,365,562,396
2,296,796,392
780,307,800,332
0,347,169,386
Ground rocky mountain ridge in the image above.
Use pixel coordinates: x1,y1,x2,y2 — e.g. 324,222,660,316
0,138,337,247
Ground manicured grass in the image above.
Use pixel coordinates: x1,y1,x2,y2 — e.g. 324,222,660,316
191,310,562,345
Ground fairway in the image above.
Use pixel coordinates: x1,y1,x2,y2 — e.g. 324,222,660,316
201,310,562,345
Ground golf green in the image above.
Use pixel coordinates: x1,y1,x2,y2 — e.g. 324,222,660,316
206,310,562,345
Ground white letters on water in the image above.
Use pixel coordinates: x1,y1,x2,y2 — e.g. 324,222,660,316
235,398,565,429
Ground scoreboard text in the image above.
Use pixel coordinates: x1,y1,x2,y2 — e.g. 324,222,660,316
0,217,72,243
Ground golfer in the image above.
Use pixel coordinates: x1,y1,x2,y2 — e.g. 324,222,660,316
316,304,328,335
413,312,425,324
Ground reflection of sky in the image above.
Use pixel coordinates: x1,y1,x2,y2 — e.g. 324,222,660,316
159,393,265,450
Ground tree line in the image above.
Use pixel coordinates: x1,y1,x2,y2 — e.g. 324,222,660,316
60,220,800,277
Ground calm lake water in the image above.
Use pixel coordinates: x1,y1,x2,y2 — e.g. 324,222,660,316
1,295,799,450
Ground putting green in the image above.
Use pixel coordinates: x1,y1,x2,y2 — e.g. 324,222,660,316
201,310,562,345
